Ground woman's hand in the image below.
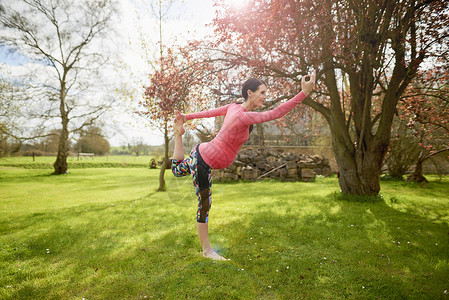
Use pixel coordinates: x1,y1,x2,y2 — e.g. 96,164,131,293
174,110,186,124
301,70,316,96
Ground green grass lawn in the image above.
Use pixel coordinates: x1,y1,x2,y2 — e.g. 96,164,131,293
0,167,448,299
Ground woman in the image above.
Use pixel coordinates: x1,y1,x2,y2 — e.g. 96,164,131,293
172,71,316,261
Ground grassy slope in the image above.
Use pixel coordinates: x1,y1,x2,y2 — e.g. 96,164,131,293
0,168,448,299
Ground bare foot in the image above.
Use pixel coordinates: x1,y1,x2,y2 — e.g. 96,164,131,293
173,119,185,136
203,249,228,261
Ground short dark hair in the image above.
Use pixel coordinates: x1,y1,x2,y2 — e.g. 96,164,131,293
242,78,266,100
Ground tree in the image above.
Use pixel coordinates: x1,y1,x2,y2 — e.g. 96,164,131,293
0,0,117,174
139,46,211,191
384,118,421,179
128,137,145,156
0,77,20,156
210,0,449,195
399,67,449,182
74,126,110,155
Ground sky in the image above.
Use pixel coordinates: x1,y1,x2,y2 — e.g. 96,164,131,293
0,0,231,147
103,0,218,146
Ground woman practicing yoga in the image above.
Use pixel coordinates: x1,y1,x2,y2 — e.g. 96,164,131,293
172,71,316,260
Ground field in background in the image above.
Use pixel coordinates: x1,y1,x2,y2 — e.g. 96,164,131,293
0,155,155,169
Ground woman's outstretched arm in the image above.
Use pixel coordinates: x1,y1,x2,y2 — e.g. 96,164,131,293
242,70,316,125
242,91,308,125
182,104,232,121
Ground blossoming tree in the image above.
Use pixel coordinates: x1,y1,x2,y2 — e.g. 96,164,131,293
210,0,449,195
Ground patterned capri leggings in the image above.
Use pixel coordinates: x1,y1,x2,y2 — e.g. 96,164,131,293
171,144,212,223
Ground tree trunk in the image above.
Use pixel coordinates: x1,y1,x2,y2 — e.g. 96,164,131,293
53,80,69,175
406,150,428,183
257,123,264,146
406,148,449,183
332,132,383,195
158,123,170,191
406,158,428,183
53,123,69,174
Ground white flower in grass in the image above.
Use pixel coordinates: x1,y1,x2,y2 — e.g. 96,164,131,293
443,290,448,294
362,286,365,289
268,286,272,288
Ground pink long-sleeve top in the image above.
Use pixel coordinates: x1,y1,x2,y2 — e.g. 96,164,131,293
186,91,307,169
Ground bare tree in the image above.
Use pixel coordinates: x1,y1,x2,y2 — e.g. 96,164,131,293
0,0,117,174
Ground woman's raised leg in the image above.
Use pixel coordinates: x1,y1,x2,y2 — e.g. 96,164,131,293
173,118,185,161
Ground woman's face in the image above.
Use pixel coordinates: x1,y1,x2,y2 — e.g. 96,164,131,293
248,84,267,108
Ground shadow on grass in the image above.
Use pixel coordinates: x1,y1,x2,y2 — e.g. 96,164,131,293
219,195,449,299
0,193,189,299
0,199,275,299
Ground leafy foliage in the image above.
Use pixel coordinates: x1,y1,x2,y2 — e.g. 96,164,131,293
74,126,110,155
138,46,212,132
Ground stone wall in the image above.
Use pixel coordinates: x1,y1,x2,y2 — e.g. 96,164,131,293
211,147,332,182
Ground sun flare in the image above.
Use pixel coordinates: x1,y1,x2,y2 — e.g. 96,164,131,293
224,0,248,9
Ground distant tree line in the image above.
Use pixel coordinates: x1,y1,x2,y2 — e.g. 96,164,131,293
1,126,110,157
